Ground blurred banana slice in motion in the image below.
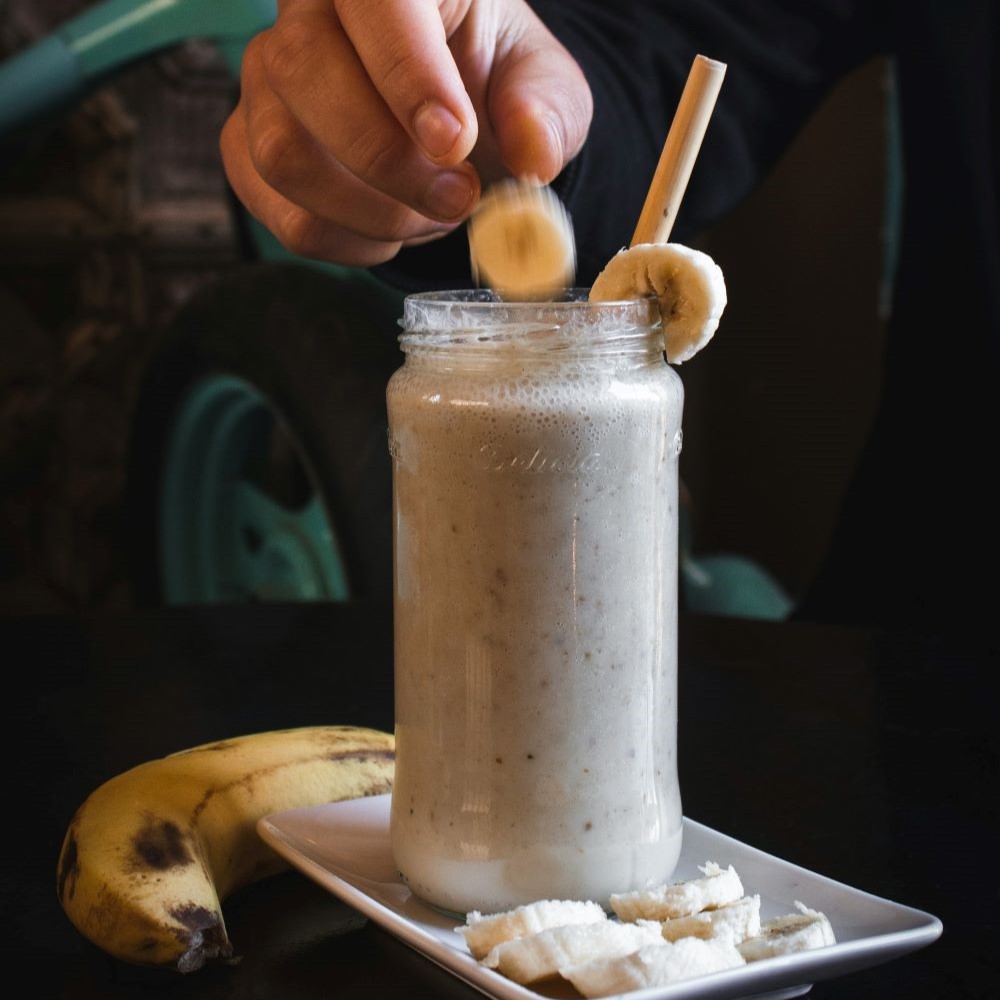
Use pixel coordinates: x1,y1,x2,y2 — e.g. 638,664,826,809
468,179,576,300
589,242,727,363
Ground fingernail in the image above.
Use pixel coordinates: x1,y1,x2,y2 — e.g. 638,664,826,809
413,101,463,159
426,170,475,220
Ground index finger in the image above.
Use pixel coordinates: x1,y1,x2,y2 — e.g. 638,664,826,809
333,0,478,164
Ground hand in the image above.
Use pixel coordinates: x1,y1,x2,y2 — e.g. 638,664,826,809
220,0,592,267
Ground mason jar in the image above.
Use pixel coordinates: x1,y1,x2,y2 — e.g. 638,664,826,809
387,290,684,914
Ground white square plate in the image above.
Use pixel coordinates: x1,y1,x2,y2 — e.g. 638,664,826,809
257,795,941,1000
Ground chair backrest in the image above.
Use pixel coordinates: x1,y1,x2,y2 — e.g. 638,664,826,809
0,0,276,134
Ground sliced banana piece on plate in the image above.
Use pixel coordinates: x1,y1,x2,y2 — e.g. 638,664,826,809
659,894,762,944
738,901,837,961
483,919,663,984
611,861,745,922
467,179,576,300
564,937,746,998
457,898,606,961
589,242,726,364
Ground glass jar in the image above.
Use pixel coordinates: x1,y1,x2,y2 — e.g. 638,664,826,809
387,290,684,914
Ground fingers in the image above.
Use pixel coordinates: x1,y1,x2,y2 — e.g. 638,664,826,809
241,37,459,245
261,1,479,222
220,20,469,267
488,5,593,183
334,0,478,163
221,107,406,266
220,0,593,269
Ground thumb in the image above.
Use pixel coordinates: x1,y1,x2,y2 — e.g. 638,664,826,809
489,8,592,183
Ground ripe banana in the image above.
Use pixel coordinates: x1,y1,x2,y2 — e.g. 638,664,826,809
467,178,576,300
56,725,394,973
589,242,727,364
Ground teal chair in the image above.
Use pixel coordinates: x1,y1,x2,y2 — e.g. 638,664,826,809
679,513,794,621
0,0,273,129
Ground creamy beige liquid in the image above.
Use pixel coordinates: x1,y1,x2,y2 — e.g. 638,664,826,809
388,317,684,915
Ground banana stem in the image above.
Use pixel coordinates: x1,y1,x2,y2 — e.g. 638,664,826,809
630,55,726,247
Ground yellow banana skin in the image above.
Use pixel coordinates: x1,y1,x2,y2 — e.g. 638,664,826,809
56,725,394,973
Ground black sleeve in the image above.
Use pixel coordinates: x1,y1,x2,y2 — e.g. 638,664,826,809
372,0,887,291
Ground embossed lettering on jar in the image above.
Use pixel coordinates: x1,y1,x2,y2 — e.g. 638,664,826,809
387,290,684,914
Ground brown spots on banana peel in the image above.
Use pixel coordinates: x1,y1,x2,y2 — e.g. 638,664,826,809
56,727,395,973
170,902,224,932
129,815,194,872
86,880,168,957
188,748,396,821
363,775,394,797
330,749,395,796
329,748,395,766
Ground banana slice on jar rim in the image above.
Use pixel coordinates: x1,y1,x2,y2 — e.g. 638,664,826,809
467,179,576,300
589,242,727,364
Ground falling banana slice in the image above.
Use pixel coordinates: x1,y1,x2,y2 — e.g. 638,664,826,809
589,242,727,364
467,179,576,300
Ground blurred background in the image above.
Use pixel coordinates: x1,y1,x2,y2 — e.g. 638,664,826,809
1,0,241,611
0,0,889,617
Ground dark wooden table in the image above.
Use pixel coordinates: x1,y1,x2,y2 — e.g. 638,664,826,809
5,604,997,998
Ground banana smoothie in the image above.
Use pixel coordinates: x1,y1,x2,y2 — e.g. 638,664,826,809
388,292,684,914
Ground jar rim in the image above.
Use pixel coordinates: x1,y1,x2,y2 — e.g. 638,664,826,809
400,288,661,353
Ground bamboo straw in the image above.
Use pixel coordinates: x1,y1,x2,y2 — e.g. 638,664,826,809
630,55,726,246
